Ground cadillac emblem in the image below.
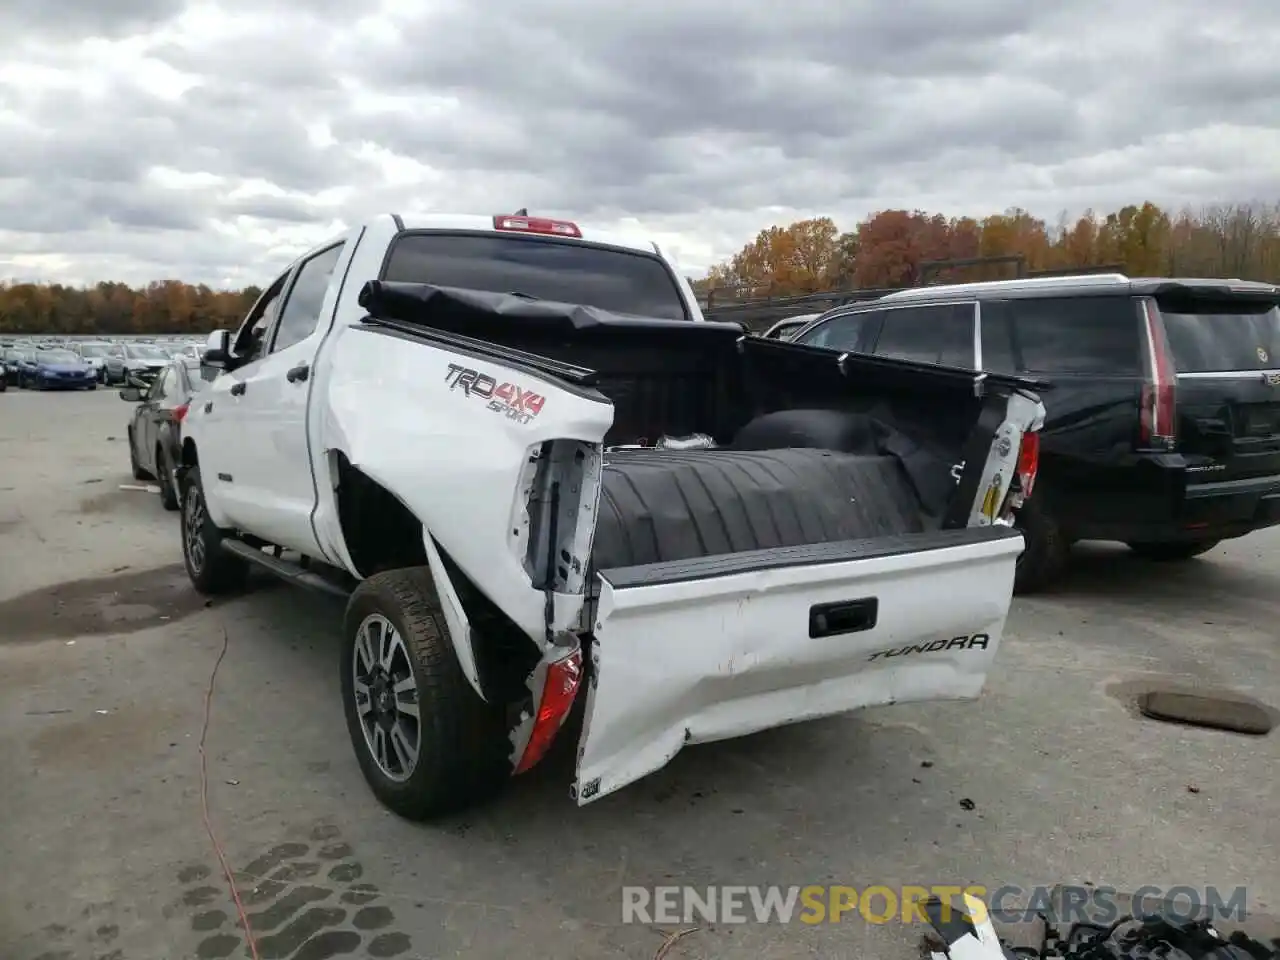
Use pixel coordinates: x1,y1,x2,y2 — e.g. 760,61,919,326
1258,346,1270,364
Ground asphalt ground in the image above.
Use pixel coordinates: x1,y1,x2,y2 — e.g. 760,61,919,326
1,388,1277,960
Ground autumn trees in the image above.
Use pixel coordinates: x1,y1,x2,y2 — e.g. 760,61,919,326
700,202,1280,302
0,280,260,337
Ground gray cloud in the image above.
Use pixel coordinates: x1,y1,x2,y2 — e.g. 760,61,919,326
1,0,1278,286
0,0,185,40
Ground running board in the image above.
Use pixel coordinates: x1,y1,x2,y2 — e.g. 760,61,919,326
221,539,353,599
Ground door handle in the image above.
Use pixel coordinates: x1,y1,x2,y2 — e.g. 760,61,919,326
230,382,246,397
286,364,310,383
809,598,879,638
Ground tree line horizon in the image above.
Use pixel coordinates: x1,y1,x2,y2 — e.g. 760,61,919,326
2,200,1277,335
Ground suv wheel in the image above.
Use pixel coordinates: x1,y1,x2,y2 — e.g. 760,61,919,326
341,568,510,820
1013,497,1069,594
181,465,249,594
1127,540,1220,562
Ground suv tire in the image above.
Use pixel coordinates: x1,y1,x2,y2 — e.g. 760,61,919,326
341,568,510,820
1127,540,1220,562
180,465,249,594
1013,497,1069,594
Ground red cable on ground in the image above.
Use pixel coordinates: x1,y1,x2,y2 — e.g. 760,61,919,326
200,625,262,960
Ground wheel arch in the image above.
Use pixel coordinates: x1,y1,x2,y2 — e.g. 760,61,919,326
332,453,537,705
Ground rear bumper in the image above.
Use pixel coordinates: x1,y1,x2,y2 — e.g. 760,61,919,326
35,375,95,389
1177,474,1280,538
1076,470,1280,543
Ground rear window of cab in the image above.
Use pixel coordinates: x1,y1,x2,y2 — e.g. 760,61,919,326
382,232,690,321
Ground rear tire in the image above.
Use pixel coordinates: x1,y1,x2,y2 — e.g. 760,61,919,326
1013,497,1069,594
128,428,150,481
180,465,249,595
341,568,510,820
1127,540,1220,562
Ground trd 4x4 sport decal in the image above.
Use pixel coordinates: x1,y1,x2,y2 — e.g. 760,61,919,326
444,363,546,424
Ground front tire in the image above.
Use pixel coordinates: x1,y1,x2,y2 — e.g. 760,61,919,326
181,465,249,594
341,568,511,820
1127,540,1220,562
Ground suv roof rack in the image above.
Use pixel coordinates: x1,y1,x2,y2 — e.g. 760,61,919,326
879,273,1131,302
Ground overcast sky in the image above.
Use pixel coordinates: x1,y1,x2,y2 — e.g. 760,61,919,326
2,0,1278,288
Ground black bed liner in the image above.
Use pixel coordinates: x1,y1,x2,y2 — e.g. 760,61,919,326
593,448,927,571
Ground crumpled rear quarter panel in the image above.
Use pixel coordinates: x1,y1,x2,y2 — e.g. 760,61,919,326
318,324,614,641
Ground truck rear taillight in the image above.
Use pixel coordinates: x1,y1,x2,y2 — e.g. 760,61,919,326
172,403,189,424
1017,430,1040,498
513,647,583,775
1139,299,1177,450
493,214,582,239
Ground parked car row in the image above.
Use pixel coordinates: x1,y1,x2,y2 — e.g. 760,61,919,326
1,337,205,390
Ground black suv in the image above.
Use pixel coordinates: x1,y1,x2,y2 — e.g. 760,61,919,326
790,273,1280,592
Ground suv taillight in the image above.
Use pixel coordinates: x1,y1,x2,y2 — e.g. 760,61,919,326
1139,299,1177,450
173,403,189,424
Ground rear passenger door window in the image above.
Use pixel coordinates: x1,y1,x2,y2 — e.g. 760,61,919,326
871,303,975,367
270,243,345,353
1010,296,1140,374
795,310,882,352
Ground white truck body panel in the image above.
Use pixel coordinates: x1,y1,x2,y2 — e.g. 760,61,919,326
319,323,614,642
578,531,1021,805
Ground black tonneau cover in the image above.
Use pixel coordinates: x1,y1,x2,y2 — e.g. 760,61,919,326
359,280,743,342
357,280,1049,397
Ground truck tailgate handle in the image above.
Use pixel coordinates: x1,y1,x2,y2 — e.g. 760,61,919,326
809,598,879,638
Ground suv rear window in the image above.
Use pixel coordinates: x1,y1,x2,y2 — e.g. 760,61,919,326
1159,303,1280,372
1008,296,1140,374
382,233,689,321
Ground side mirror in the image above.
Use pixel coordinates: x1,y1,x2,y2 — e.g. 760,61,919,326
119,386,143,402
203,329,231,367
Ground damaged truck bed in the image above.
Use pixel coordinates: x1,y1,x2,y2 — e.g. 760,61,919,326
180,214,1046,818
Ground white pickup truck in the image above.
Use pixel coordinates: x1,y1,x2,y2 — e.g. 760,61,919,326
179,212,1046,819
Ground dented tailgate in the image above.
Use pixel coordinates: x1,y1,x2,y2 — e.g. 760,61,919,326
572,525,1023,805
